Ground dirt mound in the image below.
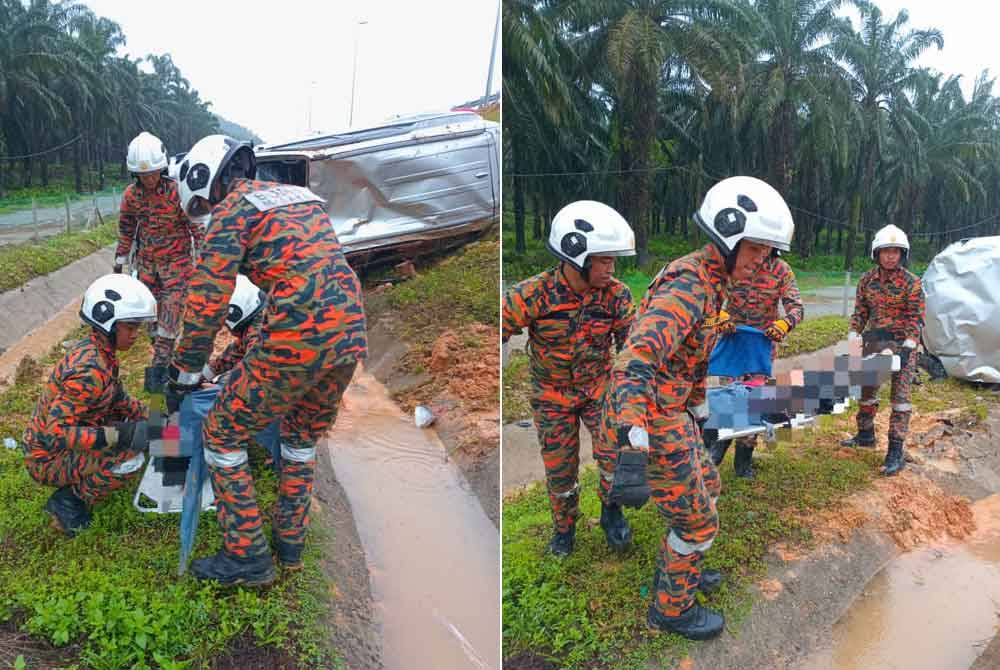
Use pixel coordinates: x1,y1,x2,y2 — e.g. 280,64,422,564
803,472,975,552
429,324,499,412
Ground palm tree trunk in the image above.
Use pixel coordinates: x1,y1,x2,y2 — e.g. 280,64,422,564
531,193,542,240
511,137,526,253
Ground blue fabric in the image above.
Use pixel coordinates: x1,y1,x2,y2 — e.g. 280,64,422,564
177,387,281,575
708,325,773,377
705,383,761,430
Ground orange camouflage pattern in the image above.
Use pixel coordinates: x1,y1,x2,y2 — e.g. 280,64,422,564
172,178,366,558
23,330,147,504
851,266,925,440
727,254,803,331
208,311,264,379
601,243,729,616
727,253,803,450
117,177,202,366
502,267,634,531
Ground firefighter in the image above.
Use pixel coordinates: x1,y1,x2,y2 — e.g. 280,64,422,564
200,274,267,383
842,224,924,476
166,135,367,586
114,132,203,382
601,176,794,640
23,274,156,536
709,250,804,477
502,201,636,557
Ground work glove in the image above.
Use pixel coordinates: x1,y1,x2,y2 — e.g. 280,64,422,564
609,426,651,509
166,364,200,413
102,420,149,454
113,264,123,274
901,338,917,350
765,319,791,342
715,309,736,336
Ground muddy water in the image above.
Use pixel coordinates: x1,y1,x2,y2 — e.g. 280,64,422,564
325,367,500,670
802,495,1000,670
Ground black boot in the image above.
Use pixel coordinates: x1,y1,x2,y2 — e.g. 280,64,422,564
600,503,633,552
190,549,277,586
272,530,304,570
45,487,91,537
547,524,576,557
709,439,732,467
733,445,755,479
647,602,725,640
841,429,876,448
883,437,905,476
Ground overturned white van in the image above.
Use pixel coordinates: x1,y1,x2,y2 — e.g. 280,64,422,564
922,236,1000,383
253,111,500,265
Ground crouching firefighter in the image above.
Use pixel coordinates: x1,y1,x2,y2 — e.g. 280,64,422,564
501,201,636,557
166,135,367,586
601,176,795,640
200,274,266,384
841,224,924,476
23,274,156,536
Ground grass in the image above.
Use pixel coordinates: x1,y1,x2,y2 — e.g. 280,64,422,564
365,232,500,347
502,352,532,424
0,221,117,293
774,315,850,358
0,166,130,215
0,329,340,669
502,373,999,668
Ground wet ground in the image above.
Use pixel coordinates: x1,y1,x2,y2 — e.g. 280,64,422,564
800,495,1000,670
326,367,500,669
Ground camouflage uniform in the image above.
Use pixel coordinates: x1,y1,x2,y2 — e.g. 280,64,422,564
205,311,264,380
727,254,803,450
117,178,203,367
23,331,147,505
601,244,728,617
502,267,634,533
849,266,925,441
172,179,367,559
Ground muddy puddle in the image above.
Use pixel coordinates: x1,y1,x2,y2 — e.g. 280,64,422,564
802,494,1000,670
324,367,500,669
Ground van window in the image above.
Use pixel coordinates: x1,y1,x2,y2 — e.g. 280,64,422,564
256,159,307,186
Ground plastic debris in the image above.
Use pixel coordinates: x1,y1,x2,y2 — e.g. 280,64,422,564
415,405,436,428
3,437,17,450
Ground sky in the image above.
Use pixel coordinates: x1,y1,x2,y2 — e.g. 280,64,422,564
839,0,998,100
82,0,500,145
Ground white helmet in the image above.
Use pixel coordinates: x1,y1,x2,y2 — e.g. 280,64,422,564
126,132,168,174
226,274,267,331
176,134,256,223
167,152,188,181
871,224,910,261
694,176,794,254
80,274,156,336
547,201,636,272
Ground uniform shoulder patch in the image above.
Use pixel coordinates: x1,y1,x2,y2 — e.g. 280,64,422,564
243,185,325,212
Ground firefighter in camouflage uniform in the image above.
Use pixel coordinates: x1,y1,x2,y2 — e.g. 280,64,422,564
842,224,924,476
709,251,804,477
167,135,367,586
24,274,157,536
502,201,636,557
115,132,203,379
602,176,795,640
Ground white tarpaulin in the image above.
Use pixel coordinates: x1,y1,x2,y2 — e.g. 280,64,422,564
922,236,1000,383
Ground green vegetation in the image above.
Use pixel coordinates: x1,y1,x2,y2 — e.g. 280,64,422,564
0,330,339,668
502,351,532,424
776,315,850,357
0,221,117,294
366,235,500,346
0,168,130,215
503,374,1000,668
505,0,990,274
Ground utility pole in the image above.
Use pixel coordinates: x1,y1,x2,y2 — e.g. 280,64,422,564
483,1,500,108
349,20,369,127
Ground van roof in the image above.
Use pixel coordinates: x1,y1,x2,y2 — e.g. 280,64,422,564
258,111,483,154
